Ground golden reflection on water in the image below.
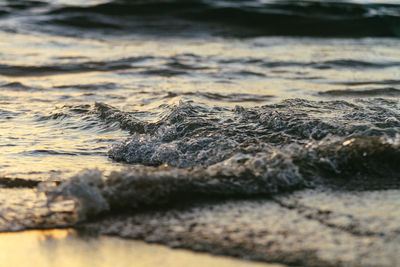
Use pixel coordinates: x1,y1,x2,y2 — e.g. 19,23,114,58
0,229,278,267
1,31,399,180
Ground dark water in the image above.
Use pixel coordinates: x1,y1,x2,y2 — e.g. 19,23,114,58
2,0,400,37
0,0,399,244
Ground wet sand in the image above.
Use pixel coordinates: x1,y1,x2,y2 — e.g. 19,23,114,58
81,189,400,267
0,229,279,267
0,185,399,266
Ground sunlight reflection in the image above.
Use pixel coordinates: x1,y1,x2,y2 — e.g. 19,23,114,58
0,230,277,267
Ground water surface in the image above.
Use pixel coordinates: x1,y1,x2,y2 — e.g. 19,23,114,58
0,1,399,265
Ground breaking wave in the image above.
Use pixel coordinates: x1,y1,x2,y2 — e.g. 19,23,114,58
103,99,400,167
37,98,400,223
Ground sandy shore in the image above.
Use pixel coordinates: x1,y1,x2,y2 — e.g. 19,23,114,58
1,186,399,266
0,229,280,267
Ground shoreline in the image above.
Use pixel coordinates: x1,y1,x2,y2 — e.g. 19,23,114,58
0,229,280,267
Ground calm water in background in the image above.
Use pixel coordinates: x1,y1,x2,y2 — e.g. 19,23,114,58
0,0,399,232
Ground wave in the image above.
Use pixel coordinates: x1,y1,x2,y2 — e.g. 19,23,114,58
333,79,400,86
104,99,400,167
54,83,117,91
320,87,400,97
1,57,396,78
0,57,151,77
1,98,400,233
7,0,397,37
0,0,45,17
22,149,96,156
0,81,41,91
177,91,273,102
32,98,400,221
42,134,400,223
310,59,400,69
0,108,22,119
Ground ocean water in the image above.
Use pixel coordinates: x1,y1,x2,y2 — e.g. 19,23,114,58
0,0,399,257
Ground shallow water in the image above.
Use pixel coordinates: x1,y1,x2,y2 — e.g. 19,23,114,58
0,229,274,267
0,0,399,263
1,33,399,180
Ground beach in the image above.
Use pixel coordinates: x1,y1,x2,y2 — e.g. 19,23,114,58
0,229,278,267
0,0,399,266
